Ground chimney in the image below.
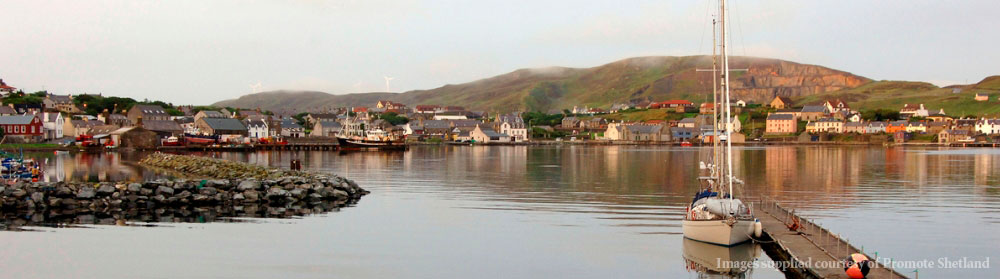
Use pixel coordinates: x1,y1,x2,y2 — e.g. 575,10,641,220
102,109,110,125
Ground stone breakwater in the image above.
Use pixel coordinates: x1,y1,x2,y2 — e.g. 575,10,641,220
0,153,367,227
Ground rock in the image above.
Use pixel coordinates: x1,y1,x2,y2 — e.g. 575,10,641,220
139,188,153,196
156,186,175,196
97,185,116,195
175,190,192,200
76,187,96,199
243,190,259,202
237,180,260,191
11,189,28,198
289,189,306,199
48,198,62,207
30,192,44,203
266,187,289,200
232,193,245,201
332,189,349,199
56,186,73,197
127,183,142,192
192,194,211,203
199,187,218,196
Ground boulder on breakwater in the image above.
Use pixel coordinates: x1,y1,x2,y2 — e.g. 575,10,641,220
0,153,367,216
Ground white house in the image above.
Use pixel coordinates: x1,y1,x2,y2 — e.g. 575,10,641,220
40,112,64,140
899,104,929,118
976,119,1000,135
470,125,510,143
246,119,269,139
496,113,529,142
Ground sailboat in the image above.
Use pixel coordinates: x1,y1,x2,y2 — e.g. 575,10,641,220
682,0,761,246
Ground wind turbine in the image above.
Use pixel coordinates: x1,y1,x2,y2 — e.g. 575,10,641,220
249,81,262,94
384,76,394,92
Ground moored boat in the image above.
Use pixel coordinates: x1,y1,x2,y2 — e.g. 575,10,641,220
681,0,759,247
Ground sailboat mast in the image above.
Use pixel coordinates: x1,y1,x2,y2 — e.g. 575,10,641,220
711,15,720,189
720,0,734,201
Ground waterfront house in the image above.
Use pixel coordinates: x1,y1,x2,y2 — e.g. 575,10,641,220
938,129,973,143
894,131,911,143
176,117,197,135
765,114,797,134
495,113,529,142
899,104,930,118
38,111,64,140
246,119,269,139
905,122,928,133
64,119,104,137
886,121,909,133
671,127,695,141
975,93,989,101
127,105,171,124
108,126,159,149
403,123,424,137
808,118,844,133
844,121,865,134
470,125,510,143
769,96,793,109
799,105,829,121
310,121,341,137
953,118,977,132
864,121,888,134
280,118,304,138
196,117,248,142
604,123,625,140
975,119,1000,135
141,119,184,138
623,124,667,142
417,119,452,137
194,110,227,123
0,115,43,142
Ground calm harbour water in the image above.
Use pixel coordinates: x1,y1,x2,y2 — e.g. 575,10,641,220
0,145,997,278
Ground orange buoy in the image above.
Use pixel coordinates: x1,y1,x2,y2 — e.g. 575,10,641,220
844,253,871,279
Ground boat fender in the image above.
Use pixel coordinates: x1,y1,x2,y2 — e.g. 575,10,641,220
753,219,762,238
844,253,871,279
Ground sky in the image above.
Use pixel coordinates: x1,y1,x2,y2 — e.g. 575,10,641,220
1,0,998,105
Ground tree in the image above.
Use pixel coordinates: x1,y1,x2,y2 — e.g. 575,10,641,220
860,109,900,121
378,112,409,125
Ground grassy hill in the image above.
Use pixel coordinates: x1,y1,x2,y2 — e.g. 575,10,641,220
794,76,1000,117
214,55,869,114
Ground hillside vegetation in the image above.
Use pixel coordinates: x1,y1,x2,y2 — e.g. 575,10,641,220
214,56,869,114
795,76,1000,117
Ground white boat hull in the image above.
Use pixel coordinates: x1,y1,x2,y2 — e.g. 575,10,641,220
682,219,753,246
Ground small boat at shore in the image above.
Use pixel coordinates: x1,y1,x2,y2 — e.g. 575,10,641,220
336,136,407,150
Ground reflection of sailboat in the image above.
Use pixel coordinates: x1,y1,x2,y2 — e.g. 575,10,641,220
683,238,760,278
682,0,759,246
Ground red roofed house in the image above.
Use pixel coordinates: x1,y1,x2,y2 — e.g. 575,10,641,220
375,100,406,111
0,115,44,142
649,100,694,109
0,79,17,95
699,103,715,114
352,107,369,113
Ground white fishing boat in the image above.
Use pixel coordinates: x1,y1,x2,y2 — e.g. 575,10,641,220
682,0,761,247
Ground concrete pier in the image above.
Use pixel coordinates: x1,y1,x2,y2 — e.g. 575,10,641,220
754,198,909,279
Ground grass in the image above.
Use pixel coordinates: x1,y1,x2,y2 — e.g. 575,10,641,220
0,144,62,149
794,79,1000,117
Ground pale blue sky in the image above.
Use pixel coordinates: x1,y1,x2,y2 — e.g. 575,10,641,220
1,0,997,105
